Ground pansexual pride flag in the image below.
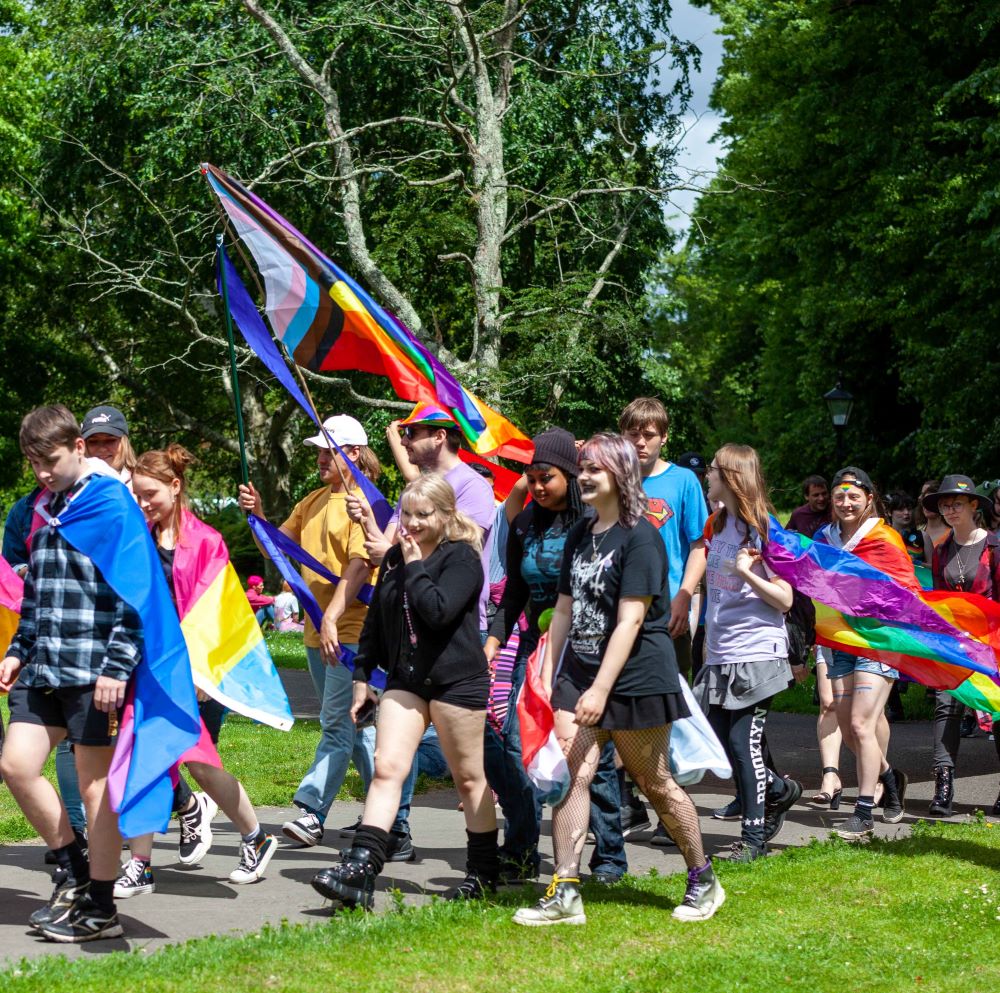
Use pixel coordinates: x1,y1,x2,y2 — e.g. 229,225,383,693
173,512,292,731
764,519,1000,717
202,163,532,462
0,555,24,656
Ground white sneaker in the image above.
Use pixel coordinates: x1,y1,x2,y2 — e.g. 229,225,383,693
229,833,277,884
512,877,586,927
178,792,218,865
114,858,156,899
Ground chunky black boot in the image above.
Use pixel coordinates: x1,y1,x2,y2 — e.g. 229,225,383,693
928,765,954,817
312,846,379,910
446,829,499,901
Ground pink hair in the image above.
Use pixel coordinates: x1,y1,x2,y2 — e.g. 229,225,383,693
578,433,647,528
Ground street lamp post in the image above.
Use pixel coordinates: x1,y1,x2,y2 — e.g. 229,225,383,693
824,384,854,464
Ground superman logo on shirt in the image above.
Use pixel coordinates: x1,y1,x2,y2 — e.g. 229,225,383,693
644,497,674,530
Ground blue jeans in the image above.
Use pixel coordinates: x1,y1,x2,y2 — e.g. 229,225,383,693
296,645,377,822
483,646,542,868
255,604,276,627
587,740,628,877
55,740,86,834
417,725,449,778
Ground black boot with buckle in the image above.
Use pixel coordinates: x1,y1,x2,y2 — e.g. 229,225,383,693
928,765,954,817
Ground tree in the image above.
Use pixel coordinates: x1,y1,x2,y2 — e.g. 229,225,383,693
666,0,1000,501
2,0,706,517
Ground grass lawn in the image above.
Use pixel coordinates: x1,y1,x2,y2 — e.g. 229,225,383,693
3,819,999,991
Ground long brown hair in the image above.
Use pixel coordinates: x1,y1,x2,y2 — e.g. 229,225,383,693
134,444,196,540
711,443,775,542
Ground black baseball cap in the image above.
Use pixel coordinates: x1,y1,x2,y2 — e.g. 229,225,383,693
831,466,874,493
677,452,707,474
81,405,129,439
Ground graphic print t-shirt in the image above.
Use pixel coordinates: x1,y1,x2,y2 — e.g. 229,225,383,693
557,517,679,696
703,514,787,665
641,464,709,600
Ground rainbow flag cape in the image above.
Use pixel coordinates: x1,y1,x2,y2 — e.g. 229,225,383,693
173,512,292,730
764,519,1000,718
202,163,532,462
0,555,24,656
40,474,203,838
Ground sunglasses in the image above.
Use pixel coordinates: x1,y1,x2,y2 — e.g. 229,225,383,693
401,425,432,440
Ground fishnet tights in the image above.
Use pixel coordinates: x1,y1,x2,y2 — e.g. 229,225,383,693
552,719,705,876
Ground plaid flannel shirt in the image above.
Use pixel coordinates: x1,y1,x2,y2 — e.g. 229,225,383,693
7,478,143,688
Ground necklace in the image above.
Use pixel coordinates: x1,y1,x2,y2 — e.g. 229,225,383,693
590,523,613,561
954,532,985,590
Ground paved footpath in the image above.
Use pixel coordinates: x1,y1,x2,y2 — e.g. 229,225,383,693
1,709,997,964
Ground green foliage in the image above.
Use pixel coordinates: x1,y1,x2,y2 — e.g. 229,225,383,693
666,1,1000,500
0,0,703,514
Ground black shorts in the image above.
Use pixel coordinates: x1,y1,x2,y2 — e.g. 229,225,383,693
385,669,489,710
7,681,121,747
551,673,690,731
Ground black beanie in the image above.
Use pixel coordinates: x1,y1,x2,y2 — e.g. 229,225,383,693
530,428,579,477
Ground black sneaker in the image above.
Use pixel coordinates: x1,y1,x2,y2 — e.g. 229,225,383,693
650,823,677,847
28,869,89,932
178,792,217,865
339,816,361,836
620,803,652,838
763,777,802,843
960,713,978,738
229,833,278,884
715,840,766,863
712,798,741,821
282,809,324,848
672,861,726,921
386,829,416,863
444,873,495,901
832,813,874,841
882,769,907,824
311,847,378,910
37,895,123,943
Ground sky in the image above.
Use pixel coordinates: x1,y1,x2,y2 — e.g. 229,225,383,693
660,1,726,234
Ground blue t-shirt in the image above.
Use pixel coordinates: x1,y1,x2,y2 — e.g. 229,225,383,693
640,463,709,600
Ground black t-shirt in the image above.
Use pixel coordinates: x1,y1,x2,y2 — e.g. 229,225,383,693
557,516,679,696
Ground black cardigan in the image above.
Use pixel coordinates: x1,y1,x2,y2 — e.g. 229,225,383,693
353,540,486,687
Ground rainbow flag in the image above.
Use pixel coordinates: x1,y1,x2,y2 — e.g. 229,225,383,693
202,163,532,462
173,512,292,731
764,519,1000,718
0,555,24,656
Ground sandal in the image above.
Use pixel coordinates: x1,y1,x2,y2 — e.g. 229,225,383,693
808,767,843,810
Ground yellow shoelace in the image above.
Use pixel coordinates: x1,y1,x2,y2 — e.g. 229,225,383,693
545,875,580,898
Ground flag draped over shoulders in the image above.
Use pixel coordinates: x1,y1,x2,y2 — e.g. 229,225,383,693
49,474,201,838
764,517,1000,718
172,511,293,731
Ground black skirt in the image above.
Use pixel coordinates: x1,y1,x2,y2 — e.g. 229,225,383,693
551,673,690,731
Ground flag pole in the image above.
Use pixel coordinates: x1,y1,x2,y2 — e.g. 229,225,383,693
217,234,250,486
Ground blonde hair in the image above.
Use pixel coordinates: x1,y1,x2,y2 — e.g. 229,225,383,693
115,435,138,473
356,445,382,483
400,473,482,552
711,443,775,542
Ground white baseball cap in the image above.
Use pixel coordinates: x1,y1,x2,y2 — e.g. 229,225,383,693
303,415,368,449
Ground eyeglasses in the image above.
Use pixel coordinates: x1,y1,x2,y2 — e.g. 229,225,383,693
938,500,970,514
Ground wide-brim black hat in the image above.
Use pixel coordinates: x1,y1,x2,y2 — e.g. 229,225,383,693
921,474,992,514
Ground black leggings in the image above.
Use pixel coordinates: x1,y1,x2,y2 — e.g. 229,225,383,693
934,690,1000,769
708,697,781,847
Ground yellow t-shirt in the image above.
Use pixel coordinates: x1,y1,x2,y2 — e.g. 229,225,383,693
281,487,372,648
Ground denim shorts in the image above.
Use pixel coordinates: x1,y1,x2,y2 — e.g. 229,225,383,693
827,649,898,681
